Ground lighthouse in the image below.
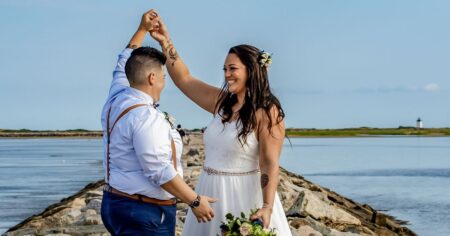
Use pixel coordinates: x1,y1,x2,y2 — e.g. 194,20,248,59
416,118,423,129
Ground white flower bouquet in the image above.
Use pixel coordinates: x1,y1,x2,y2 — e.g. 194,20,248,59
219,209,277,236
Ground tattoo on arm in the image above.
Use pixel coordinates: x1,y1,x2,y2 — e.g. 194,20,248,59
164,42,179,67
126,44,138,49
261,174,269,188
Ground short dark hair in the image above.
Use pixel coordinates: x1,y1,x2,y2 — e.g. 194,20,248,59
125,47,167,85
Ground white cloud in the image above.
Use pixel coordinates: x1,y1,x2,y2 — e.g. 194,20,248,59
423,83,440,92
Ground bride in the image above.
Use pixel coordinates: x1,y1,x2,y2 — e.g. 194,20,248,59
150,12,292,236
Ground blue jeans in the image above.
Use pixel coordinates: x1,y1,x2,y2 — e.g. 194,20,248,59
101,191,176,236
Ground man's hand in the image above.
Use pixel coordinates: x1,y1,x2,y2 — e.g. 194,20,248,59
191,195,218,223
147,11,171,46
138,9,160,32
127,10,159,49
250,207,272,229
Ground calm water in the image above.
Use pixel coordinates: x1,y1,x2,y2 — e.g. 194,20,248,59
280,137,450,236
0,137,449,235
0,138,104,234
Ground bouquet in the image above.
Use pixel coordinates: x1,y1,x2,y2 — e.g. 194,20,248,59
219,209,277,236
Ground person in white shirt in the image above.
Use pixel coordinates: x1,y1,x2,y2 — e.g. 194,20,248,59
100,10,217,236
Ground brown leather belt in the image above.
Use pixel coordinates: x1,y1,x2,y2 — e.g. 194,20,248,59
104,184,177,206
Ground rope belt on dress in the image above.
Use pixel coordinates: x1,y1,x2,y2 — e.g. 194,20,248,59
203,166,260,176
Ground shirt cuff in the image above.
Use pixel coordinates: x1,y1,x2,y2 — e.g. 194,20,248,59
157,164,178,186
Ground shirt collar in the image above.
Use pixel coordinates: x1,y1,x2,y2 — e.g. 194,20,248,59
127,87,157,107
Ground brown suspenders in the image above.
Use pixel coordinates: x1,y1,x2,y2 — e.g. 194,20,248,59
106,104,178,183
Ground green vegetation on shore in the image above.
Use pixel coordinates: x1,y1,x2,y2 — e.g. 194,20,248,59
0,129,96,133
286,127,450,137
2,127,450,137
0,129,102,138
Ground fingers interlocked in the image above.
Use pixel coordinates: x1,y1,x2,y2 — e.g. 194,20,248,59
141,9,160,32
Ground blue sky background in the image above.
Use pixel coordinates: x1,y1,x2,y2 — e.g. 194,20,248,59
0,0,449,130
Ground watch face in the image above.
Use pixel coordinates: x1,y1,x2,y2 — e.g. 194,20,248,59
192,200,200,208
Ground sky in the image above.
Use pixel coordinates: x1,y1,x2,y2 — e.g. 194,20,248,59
0,0,449,130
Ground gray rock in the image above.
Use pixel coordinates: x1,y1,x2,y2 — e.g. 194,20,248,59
67,209,82,219
287,190,361,225
84,215,103,225
85,199,102,211
190,169,201,178
295,225,323,236
58,209,81,225
303,216,332,235
329,229,361,236
85,209,97,216
186,148,199,156
69,198,86,209
85,190,103,198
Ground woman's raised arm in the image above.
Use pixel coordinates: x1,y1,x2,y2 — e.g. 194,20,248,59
150,14,221,114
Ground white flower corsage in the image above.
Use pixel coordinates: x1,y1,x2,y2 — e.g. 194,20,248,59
163,111,176,129
259,51,273,68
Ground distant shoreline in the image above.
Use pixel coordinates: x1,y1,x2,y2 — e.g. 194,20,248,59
0,130,103,138
286,127,450,137
1,127,449,138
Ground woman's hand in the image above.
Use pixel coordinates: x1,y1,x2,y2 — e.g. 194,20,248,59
250,206,272,229
148,12,171,46
138,9,160,32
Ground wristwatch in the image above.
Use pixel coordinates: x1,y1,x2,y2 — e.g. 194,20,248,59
188,195,201,208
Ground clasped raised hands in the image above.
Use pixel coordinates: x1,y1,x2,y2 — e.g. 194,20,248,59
138,9,160,32
137,9,170,46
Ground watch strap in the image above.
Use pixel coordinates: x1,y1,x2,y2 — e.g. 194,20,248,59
188,195,201,208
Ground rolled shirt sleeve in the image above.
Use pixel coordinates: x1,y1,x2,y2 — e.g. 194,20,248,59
132,112,178,186
109,48,133,97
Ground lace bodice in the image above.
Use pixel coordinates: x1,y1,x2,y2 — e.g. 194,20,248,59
203,115,260,171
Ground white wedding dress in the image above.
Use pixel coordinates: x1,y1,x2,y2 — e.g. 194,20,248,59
182,115,292,236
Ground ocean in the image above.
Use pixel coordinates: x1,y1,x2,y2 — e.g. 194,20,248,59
0,138,104,234
1,136,449,235
280,136,450,236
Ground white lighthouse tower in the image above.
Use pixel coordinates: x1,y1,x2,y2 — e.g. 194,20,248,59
416,118,423,129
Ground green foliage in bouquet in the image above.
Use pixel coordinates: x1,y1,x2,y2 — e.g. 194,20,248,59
219,209,277,236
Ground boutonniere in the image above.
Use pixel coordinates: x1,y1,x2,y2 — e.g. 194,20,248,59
163,111,176,129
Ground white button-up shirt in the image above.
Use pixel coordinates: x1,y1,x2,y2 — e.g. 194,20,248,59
100,48,183,200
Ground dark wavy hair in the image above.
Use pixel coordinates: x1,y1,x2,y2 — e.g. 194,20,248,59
215,44,285,145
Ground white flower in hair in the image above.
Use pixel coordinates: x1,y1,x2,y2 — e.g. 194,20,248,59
259,51,273,68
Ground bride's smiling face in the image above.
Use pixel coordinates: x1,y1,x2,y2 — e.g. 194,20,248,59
223,53,248,95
